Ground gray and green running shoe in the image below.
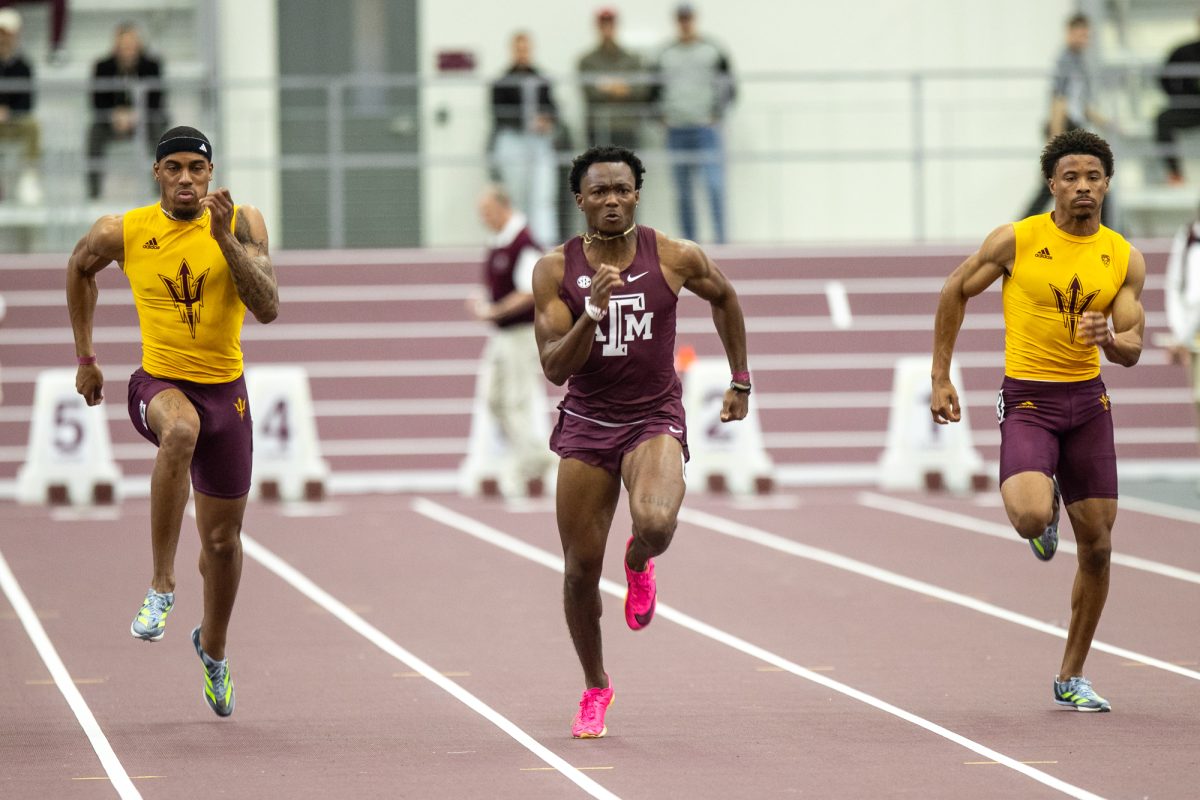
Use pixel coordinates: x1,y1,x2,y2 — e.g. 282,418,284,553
1054,675,1110,712
192,626,235,717
1030,477,1060,561
130,589,174,641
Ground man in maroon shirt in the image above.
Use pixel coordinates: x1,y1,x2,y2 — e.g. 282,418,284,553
532,144,751,738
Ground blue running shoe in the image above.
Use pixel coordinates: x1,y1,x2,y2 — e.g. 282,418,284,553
130,589,173,641
192,626,235,717
1030,477,1060,561
1054,675,1110,712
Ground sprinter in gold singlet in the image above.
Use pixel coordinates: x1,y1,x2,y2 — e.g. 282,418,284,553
66,126,279,718
930,130,1146,713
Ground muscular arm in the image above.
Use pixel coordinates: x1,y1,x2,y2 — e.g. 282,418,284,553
66,214,124,405
203,189,279,324
533,250,619,385
662,234,749,422
1078,247,1146,367
931,224,1012,423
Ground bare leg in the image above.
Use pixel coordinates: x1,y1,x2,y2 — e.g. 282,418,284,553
621,435,686,571
557,458,620,689
1058,498,1115,678
193,492,247,661
144,389,200,594
999,471,1057,540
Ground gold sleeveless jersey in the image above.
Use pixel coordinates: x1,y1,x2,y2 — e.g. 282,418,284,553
1004,213,1129,381
121,203,246,383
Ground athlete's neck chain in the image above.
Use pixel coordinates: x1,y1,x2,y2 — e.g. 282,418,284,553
582,223,635,245
160,204,206,224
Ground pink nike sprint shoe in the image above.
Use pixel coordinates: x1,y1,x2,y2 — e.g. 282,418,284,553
571,681,614,739
623,536,657,630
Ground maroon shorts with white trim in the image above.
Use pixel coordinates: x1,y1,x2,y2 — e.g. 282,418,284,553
996,375,1117,505
550,407,690,475
127,368,253,498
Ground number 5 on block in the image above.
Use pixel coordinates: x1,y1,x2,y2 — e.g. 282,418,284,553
16,369,122,505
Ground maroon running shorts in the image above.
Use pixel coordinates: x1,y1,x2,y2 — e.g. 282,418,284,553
997,375,1117,504
550,408,689,475
127,368,253,498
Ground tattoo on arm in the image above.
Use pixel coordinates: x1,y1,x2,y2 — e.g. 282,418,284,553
223,220,279,322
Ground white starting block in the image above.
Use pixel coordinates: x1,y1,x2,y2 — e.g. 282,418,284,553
16,369,122,505
682,358,774,494
244,365,330,501
878,357,987,494
458,349,552,498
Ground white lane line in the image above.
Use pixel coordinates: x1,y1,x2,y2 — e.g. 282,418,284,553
238,534,619,800
0,548,141,800
857,492,1200,587
678,506,1200,682
1120,495,1200,525
411,498,1106,800
824,280,853,329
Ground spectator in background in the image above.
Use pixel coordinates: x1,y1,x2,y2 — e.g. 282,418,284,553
578,7,649,150
0,7,41,204
87,22,168,200
1163,203,1200,483
1156,16,1200,186
1022,13,1111,224
0,1,68,63
490,31,559,248
653,3,735,244
466,185,555,497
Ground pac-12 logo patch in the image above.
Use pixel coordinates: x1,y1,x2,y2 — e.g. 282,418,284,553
577,275,592,289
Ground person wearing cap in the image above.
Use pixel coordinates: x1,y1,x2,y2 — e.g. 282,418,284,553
577,7,650,150
66,126,279,719
86,21,168,200
0,7,42,205
652,3,735,244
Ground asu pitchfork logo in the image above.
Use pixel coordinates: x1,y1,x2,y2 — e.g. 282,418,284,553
1049,274,1099,344
159,259,210,338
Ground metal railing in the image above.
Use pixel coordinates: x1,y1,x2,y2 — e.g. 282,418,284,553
1,65,1198,252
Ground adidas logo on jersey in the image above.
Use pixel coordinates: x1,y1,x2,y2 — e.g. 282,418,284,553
1034,247,1052,259
143,237,160,249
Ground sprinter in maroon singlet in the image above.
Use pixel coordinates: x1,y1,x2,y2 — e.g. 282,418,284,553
533,145,751,738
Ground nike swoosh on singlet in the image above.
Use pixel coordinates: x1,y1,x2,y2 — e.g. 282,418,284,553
668,426,683,434
626,272,649,282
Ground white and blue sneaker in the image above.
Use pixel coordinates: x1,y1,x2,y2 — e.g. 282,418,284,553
1030,477,1060,561
1054,675,1110,712
192,626,235,717
130,589,174,641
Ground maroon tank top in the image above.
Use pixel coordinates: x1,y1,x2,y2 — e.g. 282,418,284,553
558,225,683,423
485,224,539,328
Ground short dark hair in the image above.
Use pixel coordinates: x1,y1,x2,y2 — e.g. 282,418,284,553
1040,128,1113,180
569,145,645,194
1067,13,1089,28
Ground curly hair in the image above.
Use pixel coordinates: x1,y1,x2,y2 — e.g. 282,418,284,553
1040,129,1114,181
568,145,645,194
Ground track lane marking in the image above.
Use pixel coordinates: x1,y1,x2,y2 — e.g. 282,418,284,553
858,492,1200,586
0,548,141,800
239,534,621,800
413,498,1106,800
680,506,1200,683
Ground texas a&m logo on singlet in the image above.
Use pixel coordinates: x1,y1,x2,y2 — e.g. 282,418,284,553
595,293,654,356
159,259,210,339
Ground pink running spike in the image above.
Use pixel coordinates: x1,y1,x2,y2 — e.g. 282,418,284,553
571,681,614,738
623,536,657,630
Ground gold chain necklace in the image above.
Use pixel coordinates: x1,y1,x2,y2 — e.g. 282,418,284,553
159,204,208,226
581,223,635,245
